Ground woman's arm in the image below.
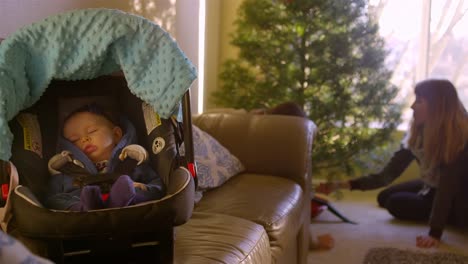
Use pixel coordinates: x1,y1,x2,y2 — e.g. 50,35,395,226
316,147,415,194
349,148,415,190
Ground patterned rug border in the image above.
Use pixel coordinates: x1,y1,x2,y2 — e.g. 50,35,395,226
364,247,468,264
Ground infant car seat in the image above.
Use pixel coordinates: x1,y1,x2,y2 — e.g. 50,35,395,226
0,9,197,263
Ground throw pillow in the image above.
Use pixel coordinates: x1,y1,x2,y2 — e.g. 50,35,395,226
0,231,53,264
181,125,245,191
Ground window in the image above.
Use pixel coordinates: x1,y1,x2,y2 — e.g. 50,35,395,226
371,0,468,129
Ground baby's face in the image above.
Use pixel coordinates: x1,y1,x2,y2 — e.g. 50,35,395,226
63,112,122,163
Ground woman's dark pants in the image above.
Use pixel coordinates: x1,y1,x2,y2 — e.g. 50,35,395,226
377,179,435,221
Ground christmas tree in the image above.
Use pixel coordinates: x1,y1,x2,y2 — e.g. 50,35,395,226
213,0,402,176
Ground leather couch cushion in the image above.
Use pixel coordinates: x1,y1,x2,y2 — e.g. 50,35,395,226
175,212,271,264
192,113,315,191
194,173,304,261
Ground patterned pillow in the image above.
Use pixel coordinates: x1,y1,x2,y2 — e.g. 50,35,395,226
181,125,245,191
0,231,53,264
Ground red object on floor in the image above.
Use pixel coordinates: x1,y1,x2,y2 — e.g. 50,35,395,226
310,194,358,224
311,199,327,218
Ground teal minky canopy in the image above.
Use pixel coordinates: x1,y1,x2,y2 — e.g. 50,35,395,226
0,8,197,161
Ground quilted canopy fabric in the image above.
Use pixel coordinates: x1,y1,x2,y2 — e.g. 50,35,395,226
0,8,197,161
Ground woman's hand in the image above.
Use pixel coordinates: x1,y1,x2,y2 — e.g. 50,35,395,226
315,181,350,194
416,235,440,248
315,182,335,194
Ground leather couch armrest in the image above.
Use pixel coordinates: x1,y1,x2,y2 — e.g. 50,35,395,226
192,112,317,192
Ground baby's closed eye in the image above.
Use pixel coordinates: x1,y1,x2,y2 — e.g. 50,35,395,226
67,136,79,143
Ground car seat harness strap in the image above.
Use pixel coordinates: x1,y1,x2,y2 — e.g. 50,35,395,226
49,152,139,201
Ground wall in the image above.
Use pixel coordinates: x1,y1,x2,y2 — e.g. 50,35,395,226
176,0,200,113
0,0,178,37
203,0,241,110
0,0,200,112
203,0,220,110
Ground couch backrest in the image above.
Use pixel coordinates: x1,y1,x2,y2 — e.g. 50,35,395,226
193,112,317,191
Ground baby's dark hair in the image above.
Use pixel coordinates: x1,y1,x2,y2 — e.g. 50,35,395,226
63,102,119,128
266,102,307,118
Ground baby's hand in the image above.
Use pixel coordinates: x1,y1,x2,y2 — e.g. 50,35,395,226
133,182,148,191
119,144,148,165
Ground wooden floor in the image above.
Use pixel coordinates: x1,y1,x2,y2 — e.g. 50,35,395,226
307,189,468,264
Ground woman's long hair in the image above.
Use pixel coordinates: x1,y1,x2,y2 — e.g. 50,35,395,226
408,79,468,169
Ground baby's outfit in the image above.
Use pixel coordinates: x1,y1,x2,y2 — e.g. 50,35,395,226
45,118,165,211
69,160,138,211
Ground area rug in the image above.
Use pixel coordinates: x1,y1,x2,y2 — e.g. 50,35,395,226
363,247,468,264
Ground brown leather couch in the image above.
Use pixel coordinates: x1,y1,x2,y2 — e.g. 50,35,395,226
175,112,317,263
